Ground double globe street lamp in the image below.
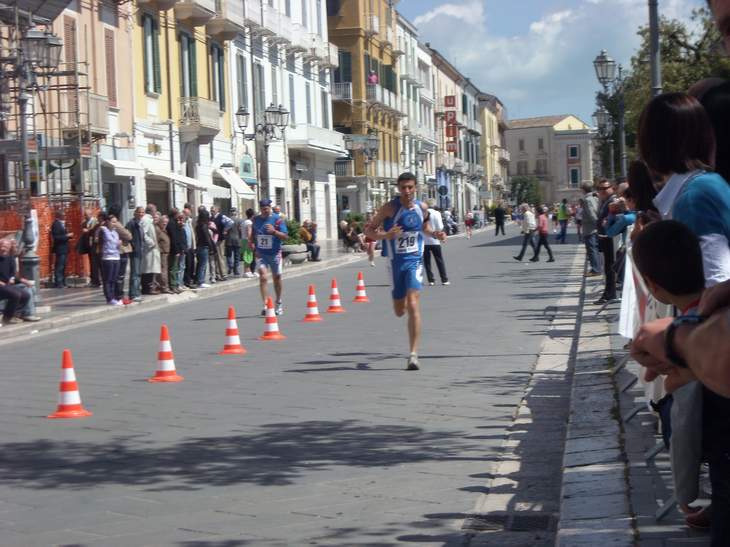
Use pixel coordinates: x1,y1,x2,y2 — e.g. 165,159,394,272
593,49,627,180
592,106,615,180
235,103,289,200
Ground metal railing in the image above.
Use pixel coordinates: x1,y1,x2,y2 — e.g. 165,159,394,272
288,124,345,151
179,96,220,130
335,159,354,177
58,91,109,134
331,82,352,101
384,26,394,45
499,148,511,162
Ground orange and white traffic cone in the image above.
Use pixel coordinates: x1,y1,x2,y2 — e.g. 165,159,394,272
48,349,92,419
353,271,370,303
303,285,323,322
149,324,184,382
219,306,247,355
259,297,286,340
327,278,346,313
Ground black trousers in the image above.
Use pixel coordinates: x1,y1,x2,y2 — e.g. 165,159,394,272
114,254,128,300
532,233,554,260
184,248,196,285
495,221,505,236
53,252,67,287
0,285,29,320
423,244,448,283
601,239,617,299
515,231,536,259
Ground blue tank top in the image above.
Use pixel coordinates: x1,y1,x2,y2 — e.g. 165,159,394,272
383,198,425,263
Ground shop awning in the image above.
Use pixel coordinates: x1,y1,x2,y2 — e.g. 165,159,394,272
213,168,256,198
102,158,145,178
145,169,208,191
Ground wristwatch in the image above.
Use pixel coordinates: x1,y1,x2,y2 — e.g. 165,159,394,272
664,315,705,369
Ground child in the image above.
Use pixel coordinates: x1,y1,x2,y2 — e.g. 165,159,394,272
632,220,709,530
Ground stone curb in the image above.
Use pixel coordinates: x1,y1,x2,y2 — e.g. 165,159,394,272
555,272,636,545
0,252,366,348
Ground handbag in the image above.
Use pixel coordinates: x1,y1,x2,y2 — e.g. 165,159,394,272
242,247,254,265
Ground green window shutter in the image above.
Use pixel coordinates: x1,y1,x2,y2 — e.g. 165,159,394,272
219,48,226,111
152,19,161,93
190,38,198,97
142,16,150,92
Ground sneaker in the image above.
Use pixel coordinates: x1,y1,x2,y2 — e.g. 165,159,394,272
513,256,523,261
275,301,284,316
2,317,22,325
132,296,143,303
529,257,539,262
407,353,420,371
369,261,375,267
261,307,267,316
20,315,41,322
442,281,450,286
198,283,211,289
685,505,712,530
585,271,601,277
547,258,555,262
428,281,435,286
243,272,254,278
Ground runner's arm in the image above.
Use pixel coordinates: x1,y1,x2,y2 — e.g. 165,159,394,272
364,204,398,240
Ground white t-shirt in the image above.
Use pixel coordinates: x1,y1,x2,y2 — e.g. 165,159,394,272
423,209,443,246
242,219,253,240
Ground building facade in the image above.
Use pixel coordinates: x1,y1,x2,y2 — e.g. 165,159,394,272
329,0,401,215
505,115,595,204
478,93,510,206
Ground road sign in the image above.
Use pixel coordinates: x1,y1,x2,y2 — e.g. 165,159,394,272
445,125,458,138
438,185,448,196
446,142,457,153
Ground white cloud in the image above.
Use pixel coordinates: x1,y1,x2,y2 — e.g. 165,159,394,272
411,0,705,122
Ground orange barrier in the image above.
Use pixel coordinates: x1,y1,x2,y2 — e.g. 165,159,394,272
353,271,370,303
327,278,346,313
259,297,286,340
303,285,323,322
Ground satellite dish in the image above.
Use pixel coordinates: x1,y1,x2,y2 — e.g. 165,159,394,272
49,158,76,171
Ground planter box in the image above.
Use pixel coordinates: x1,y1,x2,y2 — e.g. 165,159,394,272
282,243,308,264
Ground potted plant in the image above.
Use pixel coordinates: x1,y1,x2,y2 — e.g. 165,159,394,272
281,219,308,264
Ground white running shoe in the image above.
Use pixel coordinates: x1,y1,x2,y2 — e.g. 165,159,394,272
442,281,451,286
369,261,375,267
275,301,284,316
407,353,420,371
199,283,211,288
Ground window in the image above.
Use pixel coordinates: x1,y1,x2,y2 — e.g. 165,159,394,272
286,53,295,72
289,74,296,125
538,137,544,151
285,0,291,17
517,160,528,175
319,68,327,87
210,43,225,110
271,65,278,106
305,82,312,124
316,0,323,36
236,53,248,111
179,32,197,97
462,93,467,115
269,43,278,65
104,29,117,107
142,14,161,94
303,61,312,80
320,89,329,129
301,0,308,27
535,158,548,174
518,138,524,152
334,50,351,82
570,167,581,186
569,145,580,159
253,62,265,124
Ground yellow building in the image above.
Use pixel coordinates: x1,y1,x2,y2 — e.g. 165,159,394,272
328,0,402,214
478,94,510,207
128,1,246,213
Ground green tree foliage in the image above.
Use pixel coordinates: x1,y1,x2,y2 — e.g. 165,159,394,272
510,176,542,206
596,8,730,169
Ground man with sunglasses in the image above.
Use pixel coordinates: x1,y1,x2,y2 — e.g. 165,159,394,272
595,179,619,305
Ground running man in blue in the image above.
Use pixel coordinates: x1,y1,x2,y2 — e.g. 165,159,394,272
250,199,288,315
365,172,446,370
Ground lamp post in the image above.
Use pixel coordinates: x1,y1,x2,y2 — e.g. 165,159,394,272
236,103,289,201
593,107,615,180
593,49,627,179
5,25,63,295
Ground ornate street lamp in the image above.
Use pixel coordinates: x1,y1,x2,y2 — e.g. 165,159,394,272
593,49,617,89
238,104,289,200
235,106,250,133
593,49,626,179
277,105,289,128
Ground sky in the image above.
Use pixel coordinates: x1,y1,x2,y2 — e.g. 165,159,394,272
397,0,707,124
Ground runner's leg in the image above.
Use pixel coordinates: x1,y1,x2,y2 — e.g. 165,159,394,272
406,289,421,355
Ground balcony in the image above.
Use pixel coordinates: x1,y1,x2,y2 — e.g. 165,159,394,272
392,37,405,57
310,33,329,62
260,3,280,36
498,148,511,163
288,23,310,53
243,0,262,28
365,14,379,36
59,92,109,136
287,124,345,155
175,0,216,26
383,26,394,46
274,13,294,45
420,84,433,103
179,97,221,144
413,123,436,143
206,0,245,41
319,42,339,68
331,82,352,101
335,159,354,178
366,83,399,113
137,0,176,10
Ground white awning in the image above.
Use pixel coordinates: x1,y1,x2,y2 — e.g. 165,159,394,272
102,158,145,178
145,169,208,191
213,168,256,198
465,182,479,195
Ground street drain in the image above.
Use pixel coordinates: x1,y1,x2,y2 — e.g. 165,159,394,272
462,512,557,532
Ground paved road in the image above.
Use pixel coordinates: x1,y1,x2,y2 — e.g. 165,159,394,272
0,226,580,547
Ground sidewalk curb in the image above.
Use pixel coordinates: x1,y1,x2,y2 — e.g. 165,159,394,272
555,274,636,545
0,252,366,348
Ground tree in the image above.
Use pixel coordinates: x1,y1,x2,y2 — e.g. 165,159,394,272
595,8,730,169
510,176,542,206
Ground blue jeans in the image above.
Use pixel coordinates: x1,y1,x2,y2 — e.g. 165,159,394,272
196,247,209,285
128,254,142,298
556,219,568,243
226,244,241,275
584,232,601,273
53,252,67,287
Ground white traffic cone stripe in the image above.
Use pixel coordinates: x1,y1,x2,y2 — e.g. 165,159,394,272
158,359,176,371
159,340,172,352
225,336,240,344
61,368,77,382
59,391,81,405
